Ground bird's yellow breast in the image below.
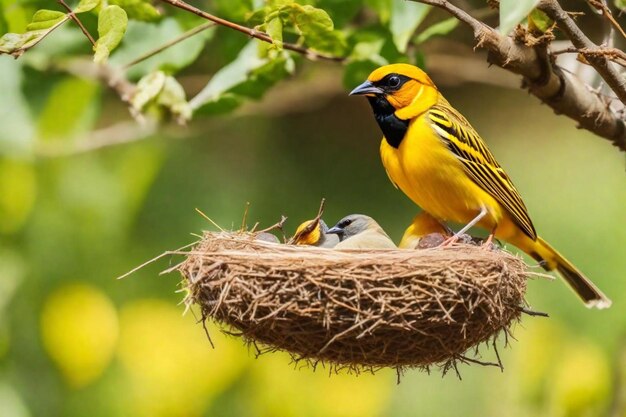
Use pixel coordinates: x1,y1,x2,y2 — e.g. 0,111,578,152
380,115,503,227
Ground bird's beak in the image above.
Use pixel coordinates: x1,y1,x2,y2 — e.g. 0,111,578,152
326,226,343,235
349,80,383,96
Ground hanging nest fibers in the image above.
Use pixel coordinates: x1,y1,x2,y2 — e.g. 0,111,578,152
178,230,542,374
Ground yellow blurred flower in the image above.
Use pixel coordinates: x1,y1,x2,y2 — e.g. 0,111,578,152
248,352,393,417
550,342,611,417
116,300,248,417
512,319,567,396
40,283,119,388
0,159,36,234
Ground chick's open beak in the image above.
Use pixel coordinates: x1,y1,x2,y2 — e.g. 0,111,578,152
349,80,384,96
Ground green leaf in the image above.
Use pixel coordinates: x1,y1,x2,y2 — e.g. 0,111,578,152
190,41,268,108
0,9,68,58
131,71,191,123
349,38,387,65
229,53,293,98
75,0,101,14
414,17,458,44
190,40,293,113
499,0,539,35
132,71,166,111
266,16,283,50
616,0,626,11
294,5,334,33
389,0,430,53
156,76,191,124
528,9,553,33
109,0,161,22
26,10,66,31
292,5,346,55
110,18,213,79
93,5,128,63
251,2,346,56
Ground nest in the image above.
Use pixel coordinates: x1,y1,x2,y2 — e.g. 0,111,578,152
179,231,533,373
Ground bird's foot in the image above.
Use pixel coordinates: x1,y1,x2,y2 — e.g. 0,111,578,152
439,235,459,248
480,233,495,251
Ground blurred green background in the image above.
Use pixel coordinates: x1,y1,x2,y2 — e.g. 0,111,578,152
1,0,626,416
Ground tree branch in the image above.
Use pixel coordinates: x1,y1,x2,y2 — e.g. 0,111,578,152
587,0,626,40
537,0,626,105
57,0,96,46
122,21,216,70
157,0,345,62
409,0,626,151
552,46,626,68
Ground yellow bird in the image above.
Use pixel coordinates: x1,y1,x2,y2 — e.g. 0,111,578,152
399,211,452,249
327,214,397,249
350,63,611,308
292,219,340,248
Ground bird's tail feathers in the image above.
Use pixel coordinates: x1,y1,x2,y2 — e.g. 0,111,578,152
530,237,611,309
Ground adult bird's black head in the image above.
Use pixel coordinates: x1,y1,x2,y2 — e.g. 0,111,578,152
349,63,438,148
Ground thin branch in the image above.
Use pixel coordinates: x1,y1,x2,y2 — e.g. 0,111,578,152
552,46,626,67
409,0,626,151
35,121,157,157
537,0,626,105
157,0,345,62
57,0,96,46
56,59,136,103
122,21,216,70
587,0,626,40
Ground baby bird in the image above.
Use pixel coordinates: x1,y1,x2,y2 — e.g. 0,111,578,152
327,214,397,249
399,212,452,249
292,219,339,248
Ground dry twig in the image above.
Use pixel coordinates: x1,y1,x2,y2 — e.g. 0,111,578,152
537,0,626,104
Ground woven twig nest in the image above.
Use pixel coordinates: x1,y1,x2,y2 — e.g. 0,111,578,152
180,231,532,372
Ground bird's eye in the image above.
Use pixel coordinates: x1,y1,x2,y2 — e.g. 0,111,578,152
388,75,401,88
341,219,352,227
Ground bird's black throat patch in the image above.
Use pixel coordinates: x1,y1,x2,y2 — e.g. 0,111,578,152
366,96,408,148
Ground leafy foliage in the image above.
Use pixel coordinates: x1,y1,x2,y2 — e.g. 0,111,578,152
131,70,191,123
389,0,430,52
0,0,582,135
249,1,347,55
109,0,161,22
110,18,214,79
527,9,553,34
75,0,101,14
0,9,68,57
94,5,128,63
414,17,458,44
190,40,294,113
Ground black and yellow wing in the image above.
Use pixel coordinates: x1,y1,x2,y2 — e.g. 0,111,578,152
427,105,537,240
